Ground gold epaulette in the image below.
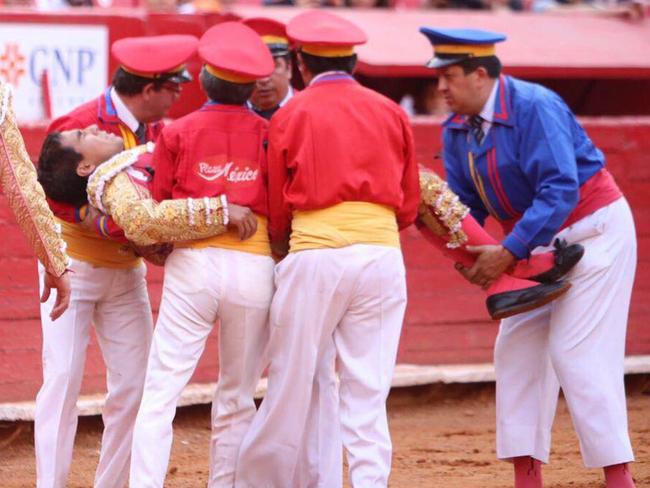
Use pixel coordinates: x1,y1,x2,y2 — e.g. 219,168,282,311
87,143,153,213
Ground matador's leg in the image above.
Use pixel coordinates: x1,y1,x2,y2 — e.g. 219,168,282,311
417,170,583,320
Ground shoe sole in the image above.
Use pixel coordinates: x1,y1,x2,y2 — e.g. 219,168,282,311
490,282,572,320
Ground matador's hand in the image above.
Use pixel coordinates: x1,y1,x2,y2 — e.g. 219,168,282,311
41,271,71,321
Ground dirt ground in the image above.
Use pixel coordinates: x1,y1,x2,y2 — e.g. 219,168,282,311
1,378,649,488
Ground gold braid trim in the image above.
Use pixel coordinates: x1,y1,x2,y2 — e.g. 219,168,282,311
0,81,69,276
417,169,470,249
87,145,229,246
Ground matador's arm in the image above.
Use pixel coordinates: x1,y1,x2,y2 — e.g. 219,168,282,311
102,172,228,246
0,81,69,276
86,147,229,247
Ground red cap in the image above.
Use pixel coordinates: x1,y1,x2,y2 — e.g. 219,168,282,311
199,22,274,84
287,11,367,58
242,17,290,57
111,35,198,83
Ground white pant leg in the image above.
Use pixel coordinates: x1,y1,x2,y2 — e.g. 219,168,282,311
130,249,220,488
495,198,637,468
208,251,274,488
548,198,636,468
34,260,106,488
292,337,342,488
235,249,353,488
93,264,153,488
495,306,560,463
334,247,407,488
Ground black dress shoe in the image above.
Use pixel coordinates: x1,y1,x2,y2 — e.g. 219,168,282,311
486,280,572,320
529,239,585,283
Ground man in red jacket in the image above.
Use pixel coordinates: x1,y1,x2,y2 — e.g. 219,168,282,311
129,22,276,488
48,34,197,148
235,10,420,488
34,35,197,488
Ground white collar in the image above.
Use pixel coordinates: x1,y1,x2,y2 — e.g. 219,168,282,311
279,86,294,107
110,87,139,133
479,78,499,123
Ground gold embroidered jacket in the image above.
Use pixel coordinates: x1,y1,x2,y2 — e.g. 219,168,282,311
86,144,228,246
0,81,69,277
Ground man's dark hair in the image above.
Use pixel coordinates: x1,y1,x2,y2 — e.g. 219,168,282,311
299,51,357,77
457,56,502,78
37,133,89,206
200,67,255,105
112,68,167,96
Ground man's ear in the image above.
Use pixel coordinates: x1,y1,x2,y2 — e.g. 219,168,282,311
475,66,490,82
76,160,95,177
141,82,157,100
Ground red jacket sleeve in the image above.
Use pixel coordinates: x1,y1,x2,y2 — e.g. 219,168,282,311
47,113,86,133
266,118,291,243
396,112,421,230
94,214,127,242
152,129,177,202
47,199,127,241
47,199,83,223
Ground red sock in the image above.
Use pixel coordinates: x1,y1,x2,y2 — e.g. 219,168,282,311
604,463,636,488
513,456,543,488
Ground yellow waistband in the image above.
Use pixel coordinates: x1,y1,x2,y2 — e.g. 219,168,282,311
58,219,141,269
290,201,399,252
176,214,271,256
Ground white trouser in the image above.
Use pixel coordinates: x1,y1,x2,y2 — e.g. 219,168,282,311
129,247,274,488
35,259,152,488
235,244,407,488
495,198,637,468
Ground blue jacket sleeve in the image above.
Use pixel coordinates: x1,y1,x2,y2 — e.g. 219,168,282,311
502,89,580,258
442,128,489,226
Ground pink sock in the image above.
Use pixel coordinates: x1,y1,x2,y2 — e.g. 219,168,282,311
604,463,636,488
513,456,543,488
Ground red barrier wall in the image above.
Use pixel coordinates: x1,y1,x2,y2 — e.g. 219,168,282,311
1,118,649,403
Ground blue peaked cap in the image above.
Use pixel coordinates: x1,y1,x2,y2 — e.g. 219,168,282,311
419,27,507,69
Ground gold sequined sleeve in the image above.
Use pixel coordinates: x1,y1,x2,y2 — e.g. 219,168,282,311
0,82,69,276
418,168,470,248
100,172,228,246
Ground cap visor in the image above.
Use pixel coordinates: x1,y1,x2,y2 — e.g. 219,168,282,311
269,46,291,57
425,56,468,69
167,69,193,83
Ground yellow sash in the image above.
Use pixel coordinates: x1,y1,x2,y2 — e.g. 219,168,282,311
118,124,138,149
290,202,400,252
176,214,271,256
57,219,141,268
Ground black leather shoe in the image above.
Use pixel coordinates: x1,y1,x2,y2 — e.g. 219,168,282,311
529,239,584,283
486,280,571,320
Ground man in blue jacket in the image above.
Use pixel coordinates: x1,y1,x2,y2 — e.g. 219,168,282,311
420,27,637,488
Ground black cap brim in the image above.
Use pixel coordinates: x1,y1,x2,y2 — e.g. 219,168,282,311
268,45,291,57
165,68,193,83
425,55,470,69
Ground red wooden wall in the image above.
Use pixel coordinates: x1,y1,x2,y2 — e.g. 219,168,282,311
0,117,648,403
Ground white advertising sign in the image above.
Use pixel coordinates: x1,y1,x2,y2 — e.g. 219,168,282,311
0,23,108,123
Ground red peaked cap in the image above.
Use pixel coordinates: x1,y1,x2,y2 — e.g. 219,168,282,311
199,21,275,84
242,17,291,56
111,35,198,83
287,10,367,57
